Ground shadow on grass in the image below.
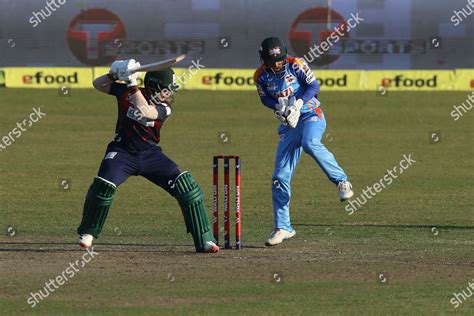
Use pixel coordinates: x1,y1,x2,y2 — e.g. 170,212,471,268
293,223,474,230
0,241,264,253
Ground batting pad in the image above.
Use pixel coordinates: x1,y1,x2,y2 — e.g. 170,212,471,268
77,177,116,238
172,172,215,252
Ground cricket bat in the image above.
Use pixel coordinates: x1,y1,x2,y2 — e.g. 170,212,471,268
129,55,186,73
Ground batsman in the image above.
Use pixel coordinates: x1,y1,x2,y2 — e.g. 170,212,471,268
76,59,219,253
254,37,354,246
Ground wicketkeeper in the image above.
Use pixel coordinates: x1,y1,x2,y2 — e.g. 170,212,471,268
76,59,219,253
254,37,354,246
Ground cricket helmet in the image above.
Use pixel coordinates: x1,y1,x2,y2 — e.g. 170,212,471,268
144,68,179,104
259,37,288,71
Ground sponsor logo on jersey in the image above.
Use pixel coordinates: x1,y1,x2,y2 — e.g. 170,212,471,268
285,75,296,84
276,87,294,98
300,61,316,84
266,82,277,90
105,152,118,160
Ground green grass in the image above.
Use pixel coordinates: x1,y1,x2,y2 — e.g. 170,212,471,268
0,89,473,315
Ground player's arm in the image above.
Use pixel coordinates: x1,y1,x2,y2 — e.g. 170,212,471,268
254,71,278,110
128,88,159,120
277,58,319,129
293,58,320,102
107,59,160,120
257,86,278,110
93,60,133,95
118,60,158,120
92,74,117,94
254,71,290,125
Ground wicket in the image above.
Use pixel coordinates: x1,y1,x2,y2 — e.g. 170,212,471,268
213,155,241,249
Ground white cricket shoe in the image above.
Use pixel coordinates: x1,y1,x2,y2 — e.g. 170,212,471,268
78,234,93,249
338,181,354,201
265,229,296,246
203,241,219,253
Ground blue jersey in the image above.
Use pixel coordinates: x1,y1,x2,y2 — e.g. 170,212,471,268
254,56,320,114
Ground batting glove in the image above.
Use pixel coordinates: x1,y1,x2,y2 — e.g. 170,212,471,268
117,59,139,80
115,59,141,87
109,60,126,80
286,98,304,128
275,97,288,113
274,110,288,125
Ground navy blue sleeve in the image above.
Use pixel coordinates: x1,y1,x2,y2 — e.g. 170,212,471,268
108,82,128,97
260,95,278,109
293,59,320,102
299,80,320,102
155,103,172,123
256,78,278,110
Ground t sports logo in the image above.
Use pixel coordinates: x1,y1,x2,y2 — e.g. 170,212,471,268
66,8,126,66
289,7,349,67
66,8,204,66
381,75,438,88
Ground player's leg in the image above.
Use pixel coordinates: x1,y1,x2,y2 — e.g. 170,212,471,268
301,109,354,201
140,148,218,253
77,144,138,249
267,126,303,246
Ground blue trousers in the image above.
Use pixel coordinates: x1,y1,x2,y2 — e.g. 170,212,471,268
97,142,181,195
272,109,348,231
